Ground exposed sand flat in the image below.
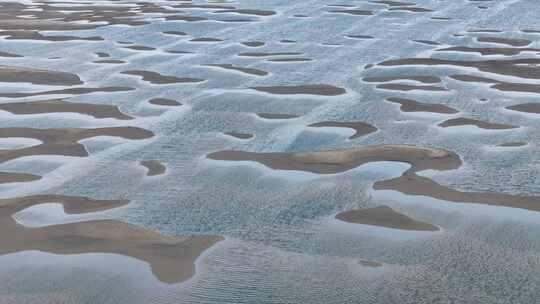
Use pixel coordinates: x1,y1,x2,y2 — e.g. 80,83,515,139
208,145,540,211
0,30,103,42
0,99,133,120
123,45,156,51
0,66,82,86
379,57,540,80
371,0,416,6
241,41,265,47
0,172,41,184
497,142,527,147
224,132,254,139
0,127,154,163
506,103,540,114
413,40,441,46
386,97,459,114
373,174,540,212
121,70,205,85
308,121,377,139
140,160,166,176
438,117,517,129
148,98,182,106
162,31,188,36
0,51,22,58
214,9,276,16
208,145,462,174
252,85,346,96
203,64,268,76
437,46,540,56
327,9,373,15
238,52,302,57
388,6,433,12
93,59,126,64
476,37,531,47
0,195,223,284
0,86,134,99
190,37,223,42
448,74,498,83
346,35,374,39
336,206,439,231
267,58,313,62
363,76,441,84
376,83,447,91
256,113,299,119
165,15,208,22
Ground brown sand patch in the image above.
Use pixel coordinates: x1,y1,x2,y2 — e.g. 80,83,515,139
267,58,313,62
256,113,300,119
363,76,442,84
148,98,182,107
336,205,439,231
497,142,527,147
121,70,205,84
376,83,447,91
0,86,134,99
238,52,303,57
0,30,103,42
208,145,540,211
0,66,82,86
438,118,517,130
476,37,531,47
506,103,540,114
241,41,265,47
327,9,373,15
0,195,223,284
140,160,166,176
308,121,377,139
214,9,276,16
437,46,540,56
203,64,268,76
224,132,254,139
0,172,41,184
0,126,153,163
388,6,433,12
386,97,459,114
0,99,133,120
252,85,346,96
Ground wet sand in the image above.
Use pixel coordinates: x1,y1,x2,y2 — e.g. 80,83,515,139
224,132,254,139
208,145,540,211
252,85,346,96
0,66,82,86
0,99,133,120
308,121,377,139
148,98,182,107
506,103,540,114
203,64,268,76
387,97,459,114
121,70,205,85
257,113,299,119
0,195,223,284
336,206,439,231
438,118,517,130
140,160,166,176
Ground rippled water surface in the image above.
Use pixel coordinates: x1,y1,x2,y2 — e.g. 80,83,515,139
1,0,540,303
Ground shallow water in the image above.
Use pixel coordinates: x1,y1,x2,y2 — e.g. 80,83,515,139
1,0,540,303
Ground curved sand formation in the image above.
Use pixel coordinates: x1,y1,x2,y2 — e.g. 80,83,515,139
437,46,540,56
121,70,205,85
438,118,517,130
363,76,442,84
251,85,346,96
0,86,134,99
506,103,540,114
224,132,254,139
256,113,299,119
0,127,154,163
386,97,459,114
148,98,182,107
497,142,527,147
140,160,166,176
0,99,133,120
203,64,268,76
0,66,82,86
208,145,540,211
308,121,377,139
476,37,531,47
336,206,439,231
0,195,223,284
327,9,373,16
376,83,447,91
0,171,41,184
